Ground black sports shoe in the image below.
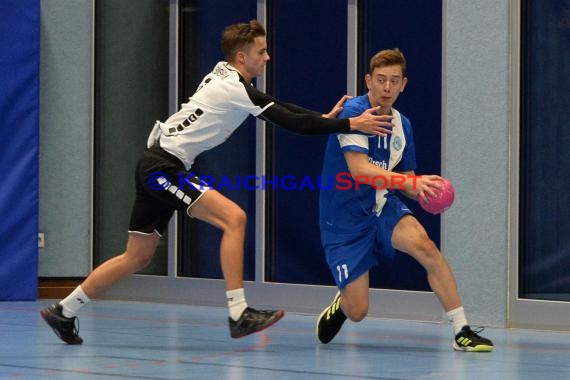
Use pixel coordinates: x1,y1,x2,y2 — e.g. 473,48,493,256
229,307,285,338
40,304,83,345
316,292,347,344
453,325,493,352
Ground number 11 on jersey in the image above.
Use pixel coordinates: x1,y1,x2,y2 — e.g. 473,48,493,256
336,264,349,282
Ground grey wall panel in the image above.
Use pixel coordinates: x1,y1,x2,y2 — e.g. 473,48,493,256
39,0,93,276
443,0,510,327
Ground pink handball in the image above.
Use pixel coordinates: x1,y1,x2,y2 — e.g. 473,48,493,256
419,178,455,215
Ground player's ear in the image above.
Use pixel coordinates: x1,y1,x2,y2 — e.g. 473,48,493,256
364,74,372,90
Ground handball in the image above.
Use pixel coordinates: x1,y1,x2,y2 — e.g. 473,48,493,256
419,178,455,215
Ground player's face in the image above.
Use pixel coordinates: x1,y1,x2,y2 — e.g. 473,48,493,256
242,36,270,80
365,65,407,111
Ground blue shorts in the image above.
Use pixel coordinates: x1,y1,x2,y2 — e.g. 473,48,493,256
320,195,413,289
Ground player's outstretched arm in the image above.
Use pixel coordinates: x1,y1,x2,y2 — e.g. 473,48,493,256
259,96,391,136
343,153,442,196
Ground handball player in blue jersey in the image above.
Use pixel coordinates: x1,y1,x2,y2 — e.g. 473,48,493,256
316,49,493,352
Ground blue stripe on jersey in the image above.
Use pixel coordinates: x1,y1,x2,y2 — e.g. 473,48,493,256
340,145,368,154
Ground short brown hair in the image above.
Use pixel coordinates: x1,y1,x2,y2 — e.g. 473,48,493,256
221,20,266,61
369,49,407,77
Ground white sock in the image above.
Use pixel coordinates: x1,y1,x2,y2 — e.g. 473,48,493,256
60,285,91,318
226,288,248,321
446,306,468,334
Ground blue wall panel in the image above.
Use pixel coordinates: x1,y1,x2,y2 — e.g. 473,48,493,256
520,0,570,300
266,0,348,285
0,0,40,300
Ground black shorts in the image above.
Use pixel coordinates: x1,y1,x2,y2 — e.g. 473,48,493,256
128,144,210,236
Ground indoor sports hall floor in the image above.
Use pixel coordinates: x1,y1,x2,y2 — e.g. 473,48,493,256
1,300,569,379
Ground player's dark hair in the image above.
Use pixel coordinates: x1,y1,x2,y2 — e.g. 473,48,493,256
369,49,407,77
221,20,266,61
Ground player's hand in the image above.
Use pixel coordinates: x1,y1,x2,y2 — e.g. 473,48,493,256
349,106,394,136
413,175,443,203
323,95,353,119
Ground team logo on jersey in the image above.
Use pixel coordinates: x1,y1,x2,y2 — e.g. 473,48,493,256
212,65,230,78
393,136,403,151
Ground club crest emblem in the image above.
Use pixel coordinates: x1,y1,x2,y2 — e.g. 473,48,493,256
393,136,403,151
